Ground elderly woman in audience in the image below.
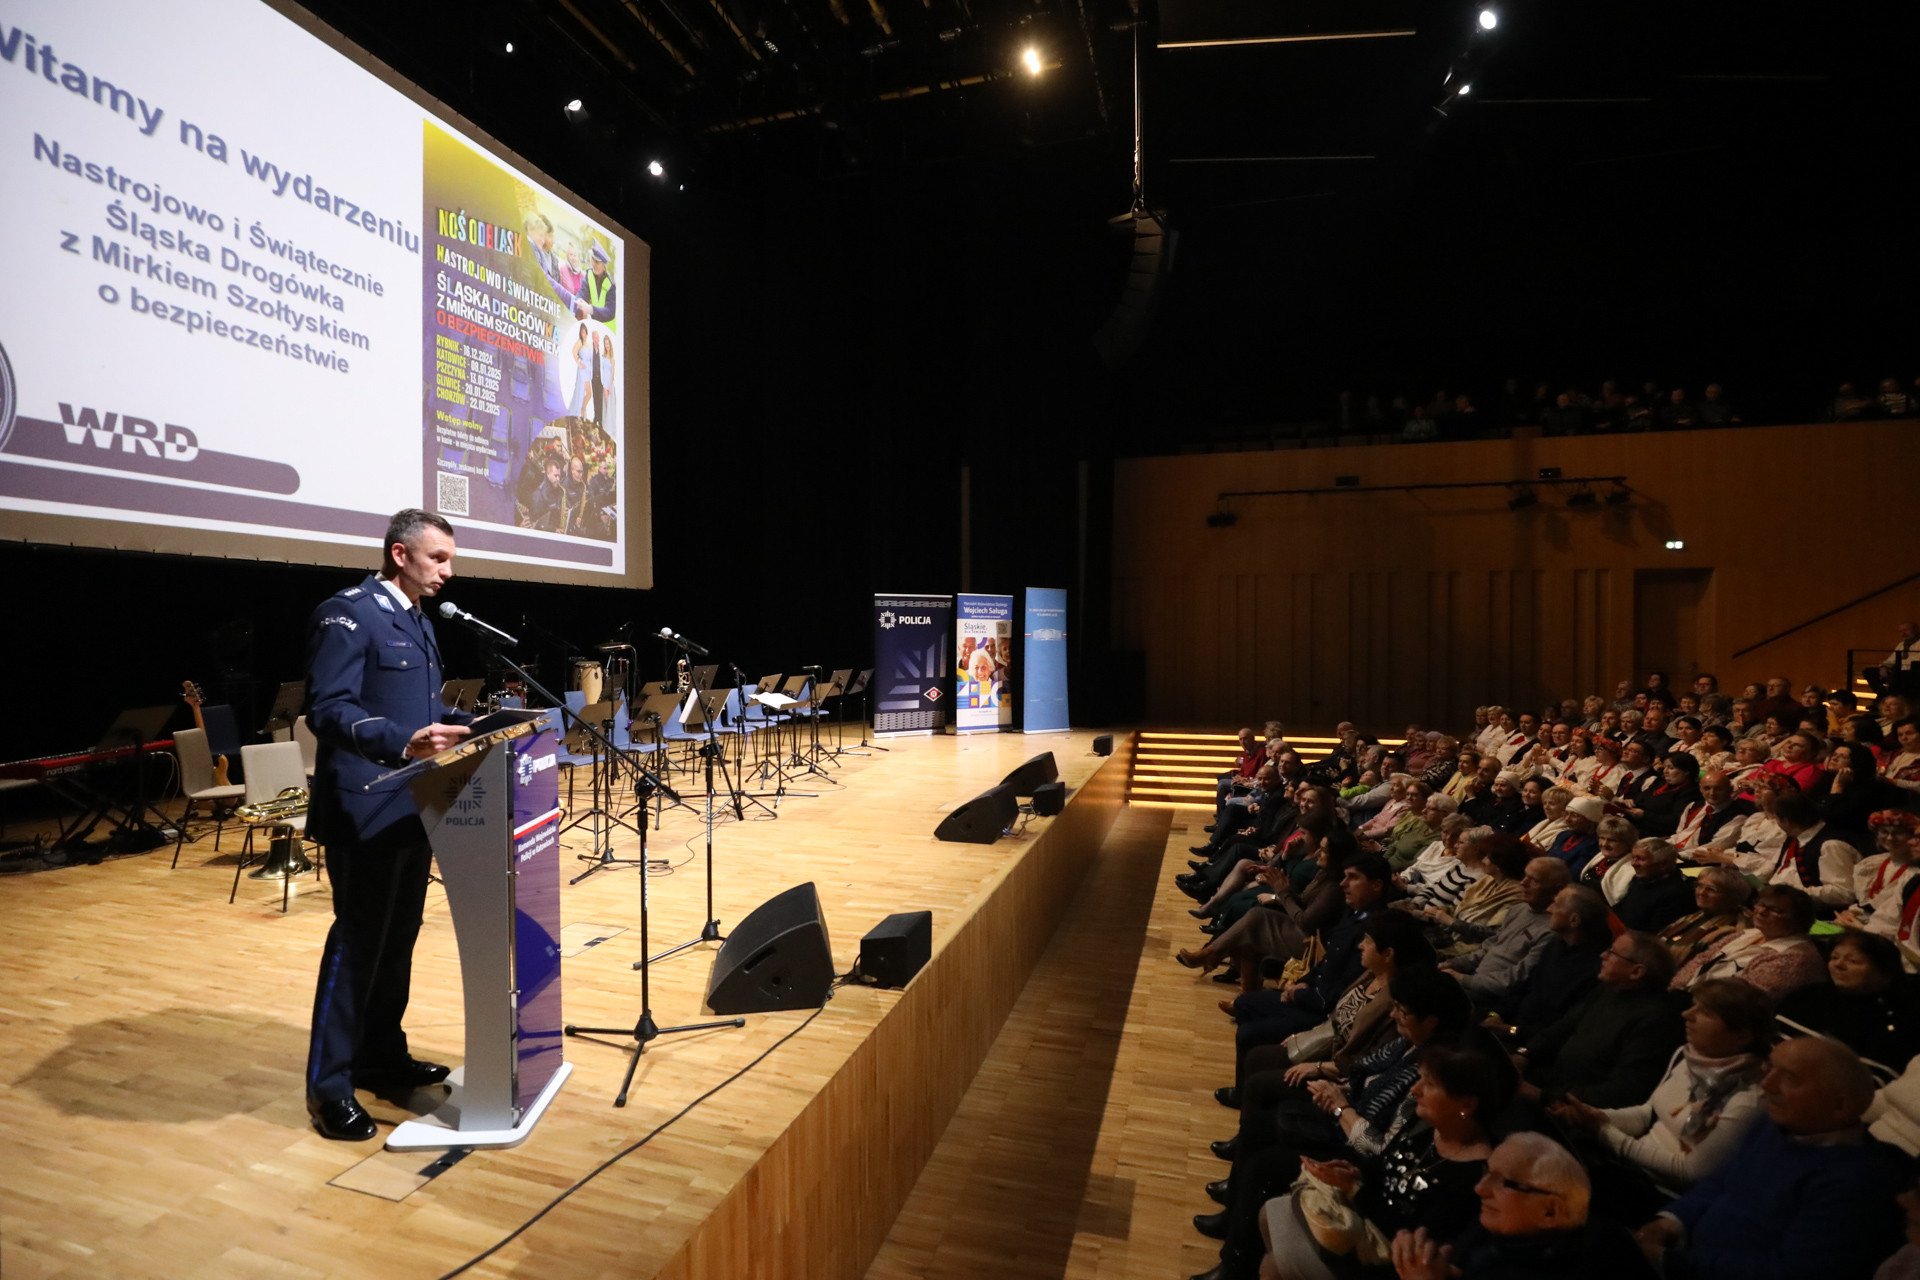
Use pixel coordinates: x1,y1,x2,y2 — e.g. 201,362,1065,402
1519,784,1571,848
1695,722,1736,771
1585,736,1634,799
1726,733,1773,790
1398,815,1483,910
1441,748,1482,803
1613,839,1700,933
1576,814,1640,902
1776,928,1920,1077
1537,795,1602,877
1580,695,1607,731
1766,730,1827,791
1419,834,1531,954
1550,977,1772,1223
1670,884,1825,997
1356,774,1416,843
1657,866,1753,968
1261,1038,1515,1280
1397,800,1465,884
1377,788,1445,872
1419,736,1461,793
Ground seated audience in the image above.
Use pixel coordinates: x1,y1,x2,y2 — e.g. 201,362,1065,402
1613,838,1697,933
1632,1036,1909,1280
1619,752,1703,839
1576,815,1640,903
1671,884,1826,997
1776,929,1920,1078
1767,792,1864,911
1839,811,1920,942
1418,835,1533,954
1550,977,1772,1220
1398,803,1468,887
1444,858,1570,1002
1520,784,1573,849
1388,1134,1647,1280
1515,930,1685,1107
1481,885,1611,1041
1670,770,1754,858
1657,866,1754,968
1538,796,1603,877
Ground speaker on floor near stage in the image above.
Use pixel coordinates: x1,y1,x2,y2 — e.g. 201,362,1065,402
998,750,1059,796
859,911,932,989
705,882,835,1014
933,782,1018,844
1093,734,1113,756
1030,780,1066,817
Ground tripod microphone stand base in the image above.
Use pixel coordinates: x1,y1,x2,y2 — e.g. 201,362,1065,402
564,1010,745,1108
638,916,723,967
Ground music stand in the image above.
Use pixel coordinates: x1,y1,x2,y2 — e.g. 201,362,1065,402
563,698,650,884
636,685,739,972
439,678,484,713
260,681,306,737
691,664,719,692
844,668,885,752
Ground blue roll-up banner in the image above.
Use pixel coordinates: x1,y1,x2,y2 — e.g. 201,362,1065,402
956,593,1015,733
874,594,954,736
1021,587,1070,734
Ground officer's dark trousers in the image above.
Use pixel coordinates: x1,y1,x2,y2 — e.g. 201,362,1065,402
306,821,433,1102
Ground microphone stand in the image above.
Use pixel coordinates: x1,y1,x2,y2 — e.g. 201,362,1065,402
564,772,744,1107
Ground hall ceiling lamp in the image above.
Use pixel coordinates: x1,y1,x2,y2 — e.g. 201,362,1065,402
1023,46,1044,75
647,159,666,177
1478,9,1498,30
564,98,584,116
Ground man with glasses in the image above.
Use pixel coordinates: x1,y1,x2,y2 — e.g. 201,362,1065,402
1513,931,1684,1107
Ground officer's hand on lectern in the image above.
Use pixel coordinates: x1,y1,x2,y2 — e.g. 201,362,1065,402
406,723,473,758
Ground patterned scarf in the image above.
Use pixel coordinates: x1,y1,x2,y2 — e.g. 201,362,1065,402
1678,1048,1764,1144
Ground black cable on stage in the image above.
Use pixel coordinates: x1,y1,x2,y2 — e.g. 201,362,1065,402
432,1004,827,1280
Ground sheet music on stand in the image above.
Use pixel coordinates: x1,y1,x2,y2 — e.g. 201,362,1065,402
364,709,547,789
752,691,800,711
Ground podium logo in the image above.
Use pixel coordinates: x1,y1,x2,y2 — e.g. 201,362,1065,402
448,776,488,824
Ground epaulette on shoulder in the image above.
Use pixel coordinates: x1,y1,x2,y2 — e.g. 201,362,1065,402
336,585,366,600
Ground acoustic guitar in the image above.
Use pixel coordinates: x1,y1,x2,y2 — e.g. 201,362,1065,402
181,681,231,786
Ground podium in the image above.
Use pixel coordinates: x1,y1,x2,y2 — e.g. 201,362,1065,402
364,710,573,1151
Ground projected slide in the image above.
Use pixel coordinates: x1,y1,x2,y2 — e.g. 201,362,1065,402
0,0,646,583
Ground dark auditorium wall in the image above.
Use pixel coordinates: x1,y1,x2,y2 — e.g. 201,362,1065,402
1111,422,1918,732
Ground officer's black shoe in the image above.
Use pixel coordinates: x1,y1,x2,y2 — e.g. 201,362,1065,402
1206,1178,1231,1204
1193,1210,1229,1239
308,1095,378,1141
354,1057,451,1093
1211,1137,1240,1161
1215,1085,1240,1109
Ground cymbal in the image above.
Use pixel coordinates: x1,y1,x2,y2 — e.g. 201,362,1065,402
593,641,630,652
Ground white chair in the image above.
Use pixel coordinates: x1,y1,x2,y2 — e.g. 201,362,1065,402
292,716,318,777
231,741,316,911
171,727,245,868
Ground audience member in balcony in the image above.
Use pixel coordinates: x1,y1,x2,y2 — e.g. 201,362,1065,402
1696,382,1741,426
1514,930,1685,1108
1481,885,1611,1040
1613,839,1698,934
1831,382,1874,421
1656,387,1699,430
1766,792,1864,910
1777,928,1920,1077
1656,866,1754,968
1551,976,1771,1221
1835,812,1920,943
1880,377,1917,418
1443,858,1569,1003
1671,770,1755,859
1671,885,1825,997
1620,751,1703,839
1632,1036,1908,1280
1540,795,1603,876
1422,834,1532,953
1868,622,1920,701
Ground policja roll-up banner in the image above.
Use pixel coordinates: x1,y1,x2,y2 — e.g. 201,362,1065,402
873,594,953,736
955,593,1014,733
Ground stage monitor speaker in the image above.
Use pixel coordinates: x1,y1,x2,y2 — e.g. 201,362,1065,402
1093,734,1113,756
859,911,932,989
934,783,1017,843
705,882,834,1014
999,750,1059,796
1031,780,1066,817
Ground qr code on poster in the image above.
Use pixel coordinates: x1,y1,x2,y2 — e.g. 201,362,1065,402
436,471,469,516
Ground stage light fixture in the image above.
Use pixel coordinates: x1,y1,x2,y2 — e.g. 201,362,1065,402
1206,510,1238,528
1023,46,1043,75
505,41,515,52
1665,540,1685,550
1478,9,1498,30
1538,466,1562,480
1507,486,1537,511
648,159,665,177
1566,489,1597,507
1457,82,1472,96
1606,485,1633,505
565,98,584,113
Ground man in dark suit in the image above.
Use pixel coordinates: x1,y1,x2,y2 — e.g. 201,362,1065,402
302,509,473,1140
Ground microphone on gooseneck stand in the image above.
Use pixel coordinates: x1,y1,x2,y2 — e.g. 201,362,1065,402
437,600,520,648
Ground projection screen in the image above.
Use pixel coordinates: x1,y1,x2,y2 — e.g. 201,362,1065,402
0,0,652,588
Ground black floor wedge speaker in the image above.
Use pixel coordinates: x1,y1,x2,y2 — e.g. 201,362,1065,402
859,911,932,989
705,882,834,1014
1031,780,1066,816
934,783,1017,843
999,750,1059,796
1093,734,1113,756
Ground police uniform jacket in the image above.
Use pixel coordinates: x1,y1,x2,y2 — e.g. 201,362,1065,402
303,574,470,846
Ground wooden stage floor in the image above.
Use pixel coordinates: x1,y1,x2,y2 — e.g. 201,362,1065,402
0,730,1130,1280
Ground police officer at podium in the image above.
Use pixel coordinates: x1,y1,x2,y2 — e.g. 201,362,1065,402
302,509,472,1141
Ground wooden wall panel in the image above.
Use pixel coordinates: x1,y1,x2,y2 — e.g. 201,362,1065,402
1111,423,1919,731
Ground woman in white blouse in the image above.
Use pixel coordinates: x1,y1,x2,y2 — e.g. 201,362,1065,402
1523,786,1574,848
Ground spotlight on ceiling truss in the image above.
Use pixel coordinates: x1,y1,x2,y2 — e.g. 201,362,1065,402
1507,486,1538,511
1478,9,1498,30
1606,485,1633,506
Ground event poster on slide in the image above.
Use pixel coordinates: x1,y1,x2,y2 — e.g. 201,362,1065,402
955,593,1014,733
0,0,635,578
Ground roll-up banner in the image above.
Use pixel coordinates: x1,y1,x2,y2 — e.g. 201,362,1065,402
1018,587,1070,734
874,593,953,736
955,592,1014,734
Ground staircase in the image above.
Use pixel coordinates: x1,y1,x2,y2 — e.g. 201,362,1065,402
1127,731,1357,810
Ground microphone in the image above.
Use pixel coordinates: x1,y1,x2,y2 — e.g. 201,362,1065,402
438,601,519,648
657,626,710,656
